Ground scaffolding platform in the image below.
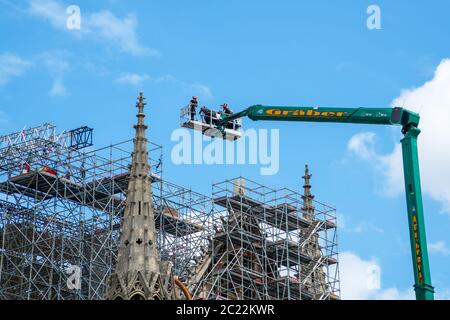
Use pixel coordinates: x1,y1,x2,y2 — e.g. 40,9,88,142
155,211,204,237
2,172,203,237
266,239,312,265
215,267,266,288
214,194,265,214
262,203,311,231
0,170,161,213
214,195,336,232
88,171,161,195
264,276,315,300
213,229,264,248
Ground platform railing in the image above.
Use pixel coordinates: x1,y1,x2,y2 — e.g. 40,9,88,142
180,106,242,131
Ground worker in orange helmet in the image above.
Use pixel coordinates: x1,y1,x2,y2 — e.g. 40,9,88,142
189,96,198,120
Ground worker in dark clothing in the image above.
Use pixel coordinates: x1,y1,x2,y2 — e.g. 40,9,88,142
189,96,198,121
222,103,235,129
222,103,233,115
199,106,210,125
200,106,220,125
80,165,86,180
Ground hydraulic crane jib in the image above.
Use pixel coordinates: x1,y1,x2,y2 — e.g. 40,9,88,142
217,105,420,130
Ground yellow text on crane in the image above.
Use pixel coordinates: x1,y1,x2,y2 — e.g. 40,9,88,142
264,108,349,118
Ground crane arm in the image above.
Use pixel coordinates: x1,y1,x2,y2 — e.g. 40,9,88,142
218,105,419,129
216,104,433,300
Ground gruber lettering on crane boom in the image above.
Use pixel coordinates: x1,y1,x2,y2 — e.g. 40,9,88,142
264,108,348,118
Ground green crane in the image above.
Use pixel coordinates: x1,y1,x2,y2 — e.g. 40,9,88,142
214,104,434,300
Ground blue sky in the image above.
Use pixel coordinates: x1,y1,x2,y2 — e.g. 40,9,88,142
1,0,450,299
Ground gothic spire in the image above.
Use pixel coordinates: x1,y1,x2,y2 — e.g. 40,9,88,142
301,163,315,220
106,92,175,300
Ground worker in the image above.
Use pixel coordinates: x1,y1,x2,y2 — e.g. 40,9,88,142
22,162,31,174
199,106,210,124
222,103,235,129
80,165,86,180
222,103,233,115
189,96,198,121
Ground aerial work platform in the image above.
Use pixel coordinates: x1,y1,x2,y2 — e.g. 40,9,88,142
180,105,242,141
181,119,242,141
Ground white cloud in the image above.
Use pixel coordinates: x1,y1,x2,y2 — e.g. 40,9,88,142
37,51,70,75
347,132,376,160
0,53,32,86
49,77,68,97
347,133,404,196
87,11,156,56
436,288,450,300
377,144,404,196
188,83,213,100
339,251,414,300
116,73,150,86
374,287,415,300
35,51,71,97
28,0,156,56
392,58,450,212
351,222,384,234
28,0,66,28
428,241,450,256
347,59,450,212
152,74,176,83
339,251,380,299
337,212,384,234
115,73,175,86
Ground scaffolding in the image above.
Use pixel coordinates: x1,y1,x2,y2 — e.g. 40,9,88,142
191,177,340,300
0,123,213,300
0,123,339,300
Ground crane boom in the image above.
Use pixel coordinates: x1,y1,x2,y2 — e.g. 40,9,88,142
216,104,434,300
218,105,419,127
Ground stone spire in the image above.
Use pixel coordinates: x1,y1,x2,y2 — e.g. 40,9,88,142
106,93,175,300
300,164,328,298
301,164,315,220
